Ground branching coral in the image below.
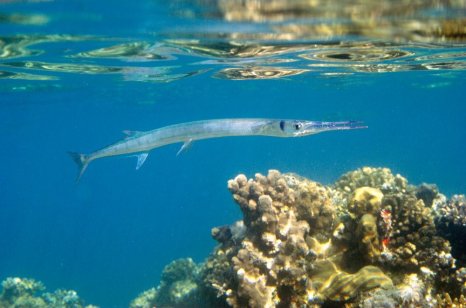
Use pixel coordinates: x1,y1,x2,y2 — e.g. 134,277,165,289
435,293,466,308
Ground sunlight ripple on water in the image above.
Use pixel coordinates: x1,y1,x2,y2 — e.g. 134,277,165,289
0,0,465,83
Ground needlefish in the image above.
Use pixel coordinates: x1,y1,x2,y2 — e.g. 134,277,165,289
69,118,367,181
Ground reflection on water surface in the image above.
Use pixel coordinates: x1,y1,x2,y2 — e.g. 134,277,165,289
0,0,465,82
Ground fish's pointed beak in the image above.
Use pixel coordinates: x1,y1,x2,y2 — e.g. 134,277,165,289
300,120,367,136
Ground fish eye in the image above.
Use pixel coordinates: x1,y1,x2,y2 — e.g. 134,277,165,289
295,123,302,130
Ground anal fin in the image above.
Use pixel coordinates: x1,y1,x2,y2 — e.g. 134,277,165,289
136,153,149,170
176,139,193,156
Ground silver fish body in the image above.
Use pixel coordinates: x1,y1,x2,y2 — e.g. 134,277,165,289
69,118,366,181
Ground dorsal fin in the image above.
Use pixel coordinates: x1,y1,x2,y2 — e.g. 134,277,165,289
123,130,143,138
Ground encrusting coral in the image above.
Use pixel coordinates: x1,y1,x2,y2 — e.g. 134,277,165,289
131,167,466,308
0,277,97,308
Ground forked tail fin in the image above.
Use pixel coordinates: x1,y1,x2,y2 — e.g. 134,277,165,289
68,152,90,182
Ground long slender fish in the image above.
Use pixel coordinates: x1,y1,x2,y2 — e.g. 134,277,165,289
69,118,366,181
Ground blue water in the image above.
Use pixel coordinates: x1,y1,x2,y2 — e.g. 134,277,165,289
1,1,465,307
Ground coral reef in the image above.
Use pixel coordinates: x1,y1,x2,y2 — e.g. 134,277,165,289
155,258,199,306
334,167,457,295
432,194,466,299
214,170,394,307
0,277,96,308
434,195,466,263
43,289,87,307
0,277,45,308
334,167,408,195
352,272,431,307
380,190,454,271
130,258,206,308
130,288,157,308
435,293,466,308
132,167,466,307
140,170,397,307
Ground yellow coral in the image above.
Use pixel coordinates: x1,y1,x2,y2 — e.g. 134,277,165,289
357,213,381,260
435,293,466,307
349,186,384,218
311,260,393,301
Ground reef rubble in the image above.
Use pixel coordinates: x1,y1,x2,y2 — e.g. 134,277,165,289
131,167,466,308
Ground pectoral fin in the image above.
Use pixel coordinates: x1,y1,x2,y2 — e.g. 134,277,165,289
136,153,149,170
176,139,193,156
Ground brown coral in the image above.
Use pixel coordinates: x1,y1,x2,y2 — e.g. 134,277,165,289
205,170,393,307
381,193,455,277
356,213,381,261
134,167,466,308
334,167,408,196
434,195,466,265
334,167,457,291
348,187,384,218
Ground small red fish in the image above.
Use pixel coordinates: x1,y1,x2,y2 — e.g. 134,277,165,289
380,209,391,220
382,237,390,247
